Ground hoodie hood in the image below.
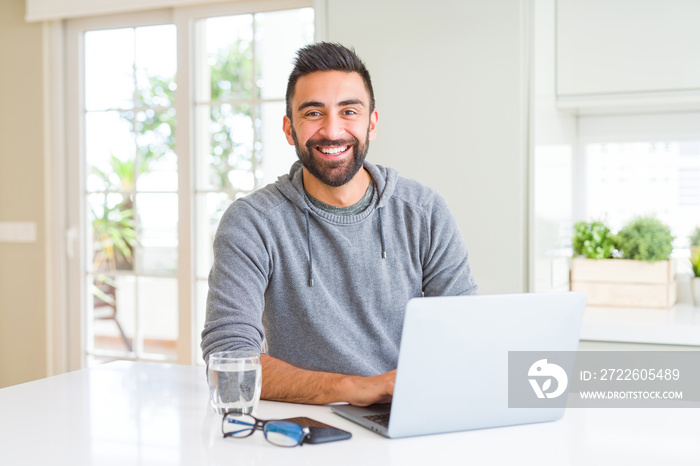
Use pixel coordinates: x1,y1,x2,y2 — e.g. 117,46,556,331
275,160,398,286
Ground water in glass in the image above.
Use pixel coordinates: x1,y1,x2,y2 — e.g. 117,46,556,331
208,360,262,414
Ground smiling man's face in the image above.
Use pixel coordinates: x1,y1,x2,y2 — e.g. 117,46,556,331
283,70,378,187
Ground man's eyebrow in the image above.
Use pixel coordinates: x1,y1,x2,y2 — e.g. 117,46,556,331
297,101,325,112
338,99,365,107
297,99,366,112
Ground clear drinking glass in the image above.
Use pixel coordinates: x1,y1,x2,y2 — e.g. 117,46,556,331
207,351,262,415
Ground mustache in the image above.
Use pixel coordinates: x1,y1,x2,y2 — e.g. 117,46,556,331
305,137,359,149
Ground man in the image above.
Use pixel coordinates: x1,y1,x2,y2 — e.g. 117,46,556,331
201,42,477,406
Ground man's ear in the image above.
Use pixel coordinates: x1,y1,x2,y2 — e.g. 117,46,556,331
368,109,379,142
283,115,295,145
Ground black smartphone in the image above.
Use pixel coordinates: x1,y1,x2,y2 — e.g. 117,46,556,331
283,417,352,444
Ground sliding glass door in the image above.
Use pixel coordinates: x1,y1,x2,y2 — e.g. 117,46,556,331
66,3,313,366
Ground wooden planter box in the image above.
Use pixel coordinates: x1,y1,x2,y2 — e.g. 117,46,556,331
570,258,677,308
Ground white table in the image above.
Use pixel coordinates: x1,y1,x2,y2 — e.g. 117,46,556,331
1,361,700,465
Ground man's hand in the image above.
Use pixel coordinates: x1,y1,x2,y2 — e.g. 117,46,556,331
343,369,396,407
261,354,396,406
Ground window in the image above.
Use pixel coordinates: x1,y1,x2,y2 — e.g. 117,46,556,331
84,24,178,362
578,113,700,258
66,4,313,367
531,113,700,297
583,141,700,252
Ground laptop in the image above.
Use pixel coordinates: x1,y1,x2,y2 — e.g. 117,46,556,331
331,292,586,438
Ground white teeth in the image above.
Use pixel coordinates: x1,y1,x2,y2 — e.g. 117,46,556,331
319,146,348,155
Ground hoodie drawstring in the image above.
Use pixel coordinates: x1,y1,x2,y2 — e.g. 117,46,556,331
304,206,386,287
378,208,387,259
306,210,314,287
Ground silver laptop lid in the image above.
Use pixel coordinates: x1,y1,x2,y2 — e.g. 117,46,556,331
387,292,586,438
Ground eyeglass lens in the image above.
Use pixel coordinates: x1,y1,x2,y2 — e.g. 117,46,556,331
223,414,307,447
264,421,307,447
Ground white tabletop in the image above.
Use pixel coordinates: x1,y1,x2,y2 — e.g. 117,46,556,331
581,303,700,346
1,361,700,465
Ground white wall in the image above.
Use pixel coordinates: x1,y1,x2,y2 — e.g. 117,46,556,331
324,0,530,294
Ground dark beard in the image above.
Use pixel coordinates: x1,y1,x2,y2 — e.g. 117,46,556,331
292,127,370,187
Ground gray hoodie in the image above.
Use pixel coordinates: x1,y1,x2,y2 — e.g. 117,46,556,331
201,160,478,376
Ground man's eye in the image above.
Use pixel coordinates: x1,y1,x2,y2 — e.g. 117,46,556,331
342,109,357,115
305,111,321,117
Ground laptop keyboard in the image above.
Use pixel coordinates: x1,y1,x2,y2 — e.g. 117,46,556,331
364,413,390,428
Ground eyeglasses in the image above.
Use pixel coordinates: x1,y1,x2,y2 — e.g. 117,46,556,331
222,413,311,447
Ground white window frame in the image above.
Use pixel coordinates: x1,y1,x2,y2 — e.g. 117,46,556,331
58,0,317,372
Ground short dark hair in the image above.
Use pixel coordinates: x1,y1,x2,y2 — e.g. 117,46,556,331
285,42,375,118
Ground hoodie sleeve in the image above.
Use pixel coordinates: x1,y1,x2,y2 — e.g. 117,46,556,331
421,191,479,297
200,199,271,361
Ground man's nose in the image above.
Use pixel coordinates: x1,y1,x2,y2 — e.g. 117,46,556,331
318,114,345,140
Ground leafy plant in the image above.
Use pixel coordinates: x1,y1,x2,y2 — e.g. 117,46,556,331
90,73,176,273
690,226,700,248
615,216,674,262
91,154,137,192
90,152,139,271
134,74,176,171
92,201,137,271
207,39,256,190
691,253,700,278
572,220,615,259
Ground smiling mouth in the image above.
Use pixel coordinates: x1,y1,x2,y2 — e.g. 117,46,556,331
316,145,351,157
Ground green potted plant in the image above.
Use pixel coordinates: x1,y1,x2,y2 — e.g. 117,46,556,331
690,226,700,262
572,220,616,259
614,216,674,263
691,253,700,307
571,216,677,308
